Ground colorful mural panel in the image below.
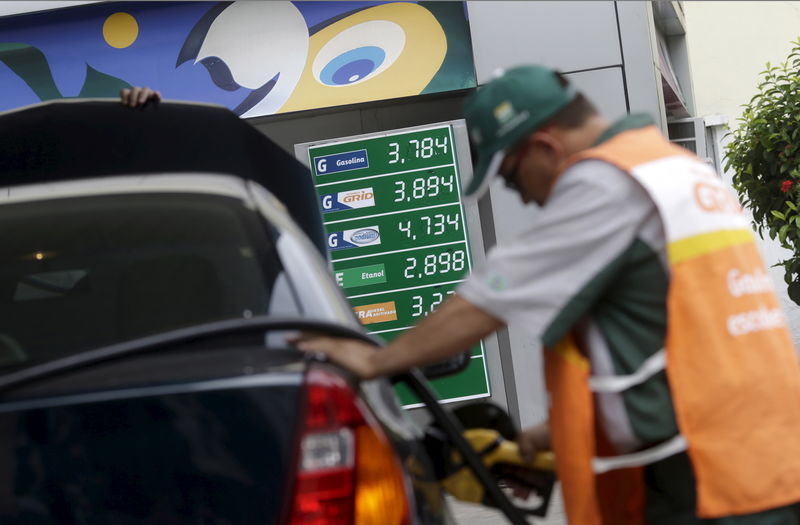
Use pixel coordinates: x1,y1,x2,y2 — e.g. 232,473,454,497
0,1,476,116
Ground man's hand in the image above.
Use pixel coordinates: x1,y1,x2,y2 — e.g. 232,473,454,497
120,86,161,107
496,464,553,501
290,335,381,379
517,421,551,462
291,295,502,381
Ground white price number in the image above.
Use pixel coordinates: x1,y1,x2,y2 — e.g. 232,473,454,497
421,213,460,235
393,174,455,203
387,135,449,164
403,250,466,279
388,142,400,164
409,136,449,159
398,213,460,239
411,290,456,317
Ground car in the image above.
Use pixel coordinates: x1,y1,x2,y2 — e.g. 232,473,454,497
0,99,543,525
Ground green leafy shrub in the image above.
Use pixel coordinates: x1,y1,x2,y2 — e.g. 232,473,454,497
725,38,800,303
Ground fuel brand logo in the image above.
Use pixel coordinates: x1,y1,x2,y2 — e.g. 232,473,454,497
334,263,387,288
312,149,369,176
320,187,375,213
353,301,398,325
351,228,379,243
327,226,381,251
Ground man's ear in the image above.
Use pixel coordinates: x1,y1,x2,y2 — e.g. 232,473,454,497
531,129,565,165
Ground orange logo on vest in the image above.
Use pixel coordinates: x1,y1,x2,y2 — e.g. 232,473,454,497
693,182,742,214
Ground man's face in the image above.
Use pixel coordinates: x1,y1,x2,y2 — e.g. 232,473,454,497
498,134,560,205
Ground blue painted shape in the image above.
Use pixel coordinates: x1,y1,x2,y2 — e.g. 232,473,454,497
320,46,385,85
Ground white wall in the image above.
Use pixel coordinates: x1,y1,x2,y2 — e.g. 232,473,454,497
685,2,800,122
684,1,800,342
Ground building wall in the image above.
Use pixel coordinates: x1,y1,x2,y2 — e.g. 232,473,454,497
0,0,672,429
258,1,670,429
685,2,800,123
684,1,800,342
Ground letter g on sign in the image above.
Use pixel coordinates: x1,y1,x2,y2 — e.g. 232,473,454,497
327,233,339,248
316,158,327,174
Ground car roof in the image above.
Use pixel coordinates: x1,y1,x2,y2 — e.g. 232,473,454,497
0,99,325,254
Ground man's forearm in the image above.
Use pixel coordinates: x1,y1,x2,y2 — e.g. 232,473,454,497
369,295,503,377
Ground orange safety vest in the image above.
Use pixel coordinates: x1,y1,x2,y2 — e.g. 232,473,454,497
546,126,800,523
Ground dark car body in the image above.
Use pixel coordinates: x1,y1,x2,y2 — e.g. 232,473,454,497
0,100,453,524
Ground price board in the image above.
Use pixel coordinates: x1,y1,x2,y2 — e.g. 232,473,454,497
297,122,491,406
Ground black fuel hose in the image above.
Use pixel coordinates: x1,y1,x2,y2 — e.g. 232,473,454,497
397,368,531,525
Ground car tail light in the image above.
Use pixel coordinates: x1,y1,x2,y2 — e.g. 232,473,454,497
288,368,410,525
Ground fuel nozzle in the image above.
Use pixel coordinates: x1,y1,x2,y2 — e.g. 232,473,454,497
424,402,557,517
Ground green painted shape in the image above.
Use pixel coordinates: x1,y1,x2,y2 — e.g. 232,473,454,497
335,263,387,288
419,2,477,94
78,64,131,97
0,44,132,102
394,356,489,406
375,329,482,357
0,42,62,101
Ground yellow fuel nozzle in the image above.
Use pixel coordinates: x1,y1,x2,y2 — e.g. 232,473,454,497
462,428,555,471
440,428,555,505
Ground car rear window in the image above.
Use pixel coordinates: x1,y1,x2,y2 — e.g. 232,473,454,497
0,192,299,370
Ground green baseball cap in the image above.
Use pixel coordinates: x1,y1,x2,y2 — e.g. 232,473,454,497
463,65,578,197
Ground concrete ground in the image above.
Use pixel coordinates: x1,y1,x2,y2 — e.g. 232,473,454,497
449,484,566,524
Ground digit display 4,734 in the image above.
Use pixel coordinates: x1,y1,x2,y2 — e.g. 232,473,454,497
324,204,465,256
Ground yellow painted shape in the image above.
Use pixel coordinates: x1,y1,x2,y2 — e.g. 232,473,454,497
668,229,753,264
103,12,138,49
279,3,446,113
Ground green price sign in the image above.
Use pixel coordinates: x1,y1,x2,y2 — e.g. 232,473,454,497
305,124,490,407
